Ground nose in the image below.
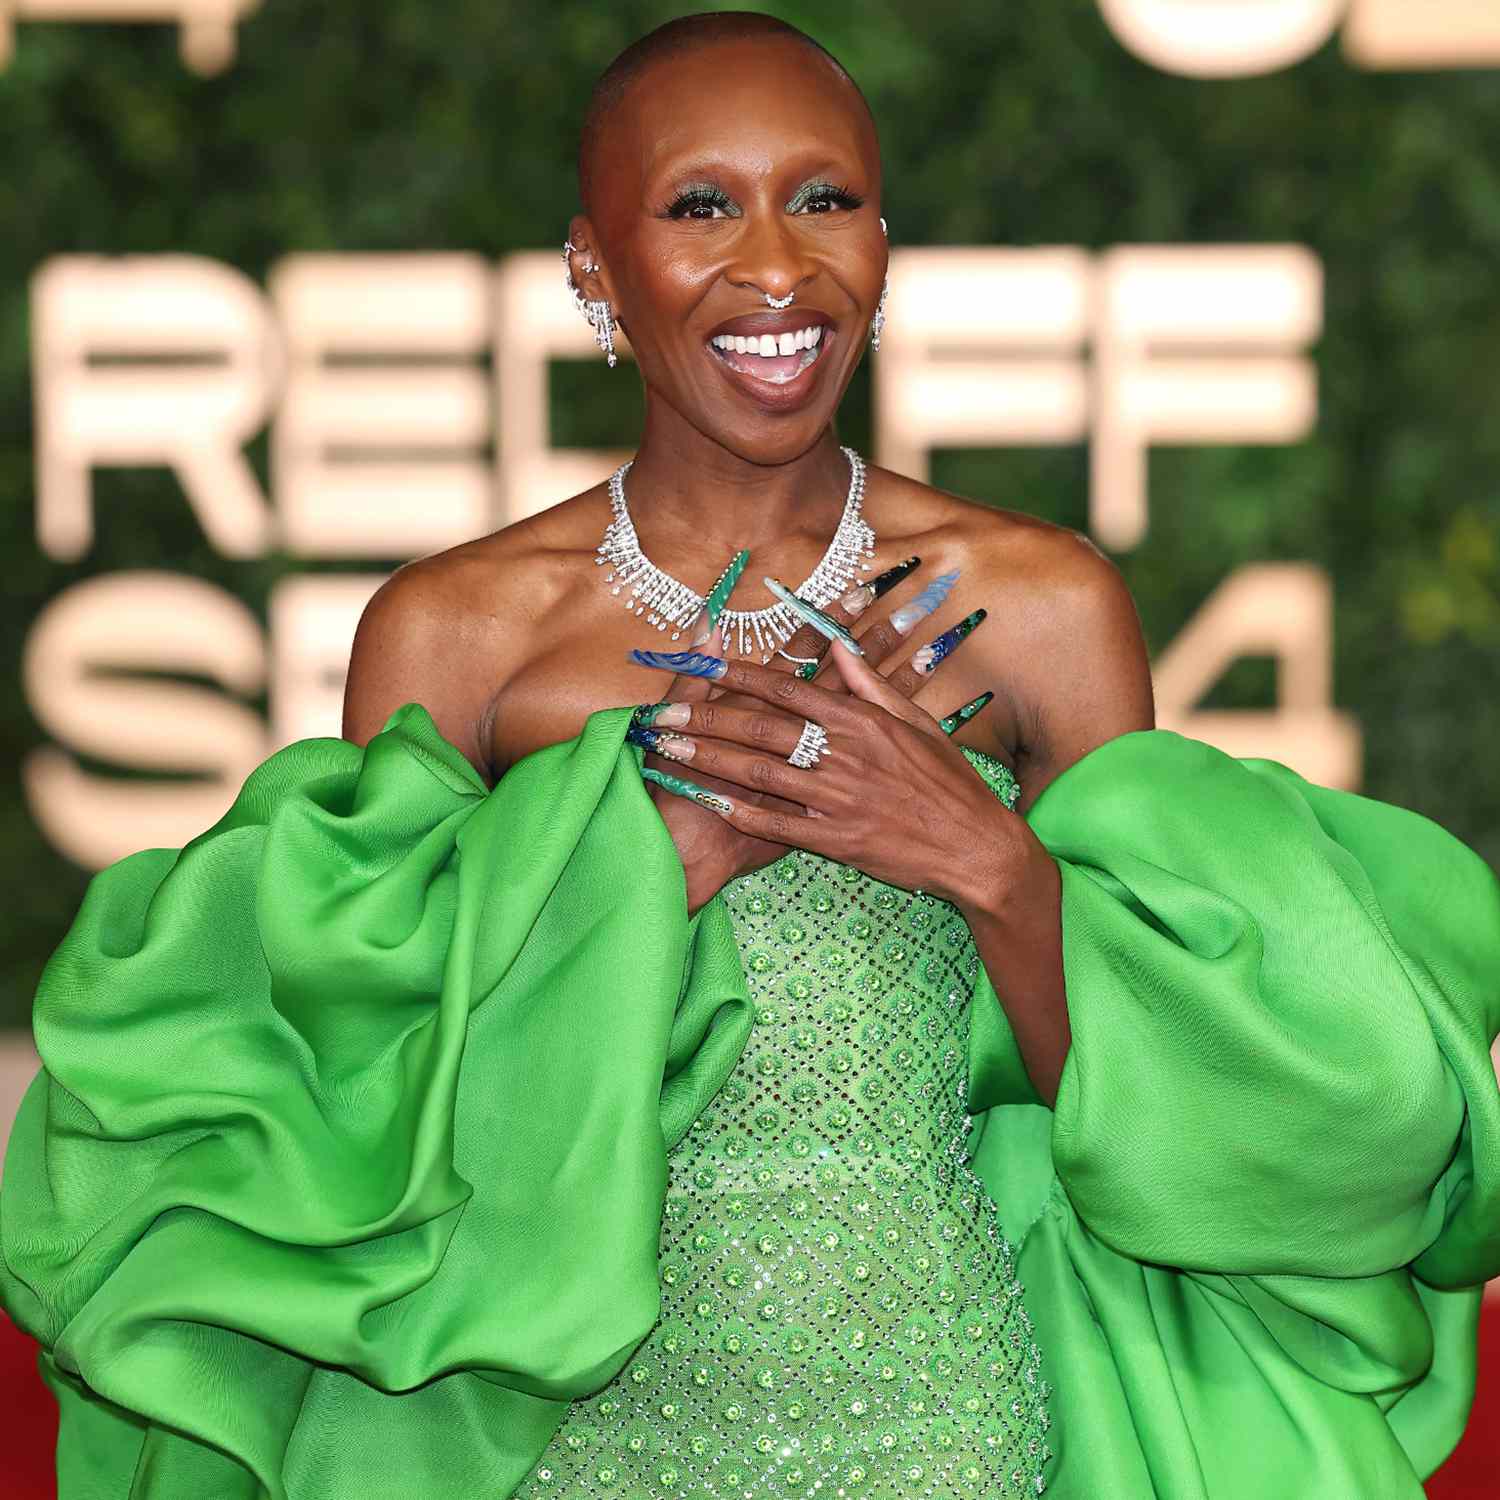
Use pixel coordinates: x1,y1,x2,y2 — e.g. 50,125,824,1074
724,211,818,305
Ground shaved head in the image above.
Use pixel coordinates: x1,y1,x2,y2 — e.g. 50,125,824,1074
577,12,873,215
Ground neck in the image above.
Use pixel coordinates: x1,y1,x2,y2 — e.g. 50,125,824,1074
623,403,854,557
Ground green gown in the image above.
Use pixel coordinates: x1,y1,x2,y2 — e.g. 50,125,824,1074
1,703,1497,1499
514,750,1053,1498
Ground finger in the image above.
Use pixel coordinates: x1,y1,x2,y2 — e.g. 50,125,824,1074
640,746,808,816
632,648,879,741
824,633,942,735
647,699,813,759
645,733,837,812
883,607,988,700
937,691,995,736
642,766,836,855
765,568,885,676
796,563,958,686
674,653,874,738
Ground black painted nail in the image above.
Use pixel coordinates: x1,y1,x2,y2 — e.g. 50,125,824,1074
870,556,921,599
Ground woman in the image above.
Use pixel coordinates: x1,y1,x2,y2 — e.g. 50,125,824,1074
342,14,1144,1489
3,13,1497,1500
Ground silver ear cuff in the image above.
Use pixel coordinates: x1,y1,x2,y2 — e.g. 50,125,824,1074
562,237,618,368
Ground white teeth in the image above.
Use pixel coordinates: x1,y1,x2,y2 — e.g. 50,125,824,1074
708,325,829,360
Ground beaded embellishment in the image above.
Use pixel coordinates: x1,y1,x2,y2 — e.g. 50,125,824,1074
518,749,1053,1498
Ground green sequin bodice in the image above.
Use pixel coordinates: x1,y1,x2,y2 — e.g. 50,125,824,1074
516,749,1053,1498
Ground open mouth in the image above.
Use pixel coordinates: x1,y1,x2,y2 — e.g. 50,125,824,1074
706,324,829,386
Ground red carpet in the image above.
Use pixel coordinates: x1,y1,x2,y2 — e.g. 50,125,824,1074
2,1303,1496,1495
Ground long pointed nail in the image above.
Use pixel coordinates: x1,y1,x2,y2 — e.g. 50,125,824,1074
763,577,865,656
838,581,877,615
705,549,750,625
642,765,733,815
630,649,728,679
890,569,960,635
630,702,670,729
938,690,995,736
654,702,691,728
912,608,987,675
869,556,921,600
626,723,696,760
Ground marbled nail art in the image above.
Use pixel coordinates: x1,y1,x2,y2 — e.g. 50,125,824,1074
630,701,670,729
705,549,750,625
889,569,960,635
870,555,921,600
912,608,987,675
763,577,865,655
630,649,729,679
938,690,995,736
641,765,733,815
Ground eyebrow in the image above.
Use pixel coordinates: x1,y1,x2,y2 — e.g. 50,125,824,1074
646,154,862,198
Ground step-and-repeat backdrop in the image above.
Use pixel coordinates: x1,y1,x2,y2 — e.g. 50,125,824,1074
1,3,1499,1491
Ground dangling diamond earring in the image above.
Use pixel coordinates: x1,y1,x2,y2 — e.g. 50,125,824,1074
870,217,890,350
562,237,619,368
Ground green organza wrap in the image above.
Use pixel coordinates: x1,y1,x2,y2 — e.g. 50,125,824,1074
2,703,1497,1498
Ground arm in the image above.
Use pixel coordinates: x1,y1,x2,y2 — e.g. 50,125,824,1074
953,532,1155,1106
619,530,1156,1109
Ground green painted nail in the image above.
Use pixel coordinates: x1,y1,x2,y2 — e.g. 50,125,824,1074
705,549,751,626
641,765,733,815
938,691,994,736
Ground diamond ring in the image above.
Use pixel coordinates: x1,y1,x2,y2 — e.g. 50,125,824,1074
787,720,829,769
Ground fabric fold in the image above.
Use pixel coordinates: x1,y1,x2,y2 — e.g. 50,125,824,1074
4,712,1497,1498
965,727,1500,1496
2,702,753,1500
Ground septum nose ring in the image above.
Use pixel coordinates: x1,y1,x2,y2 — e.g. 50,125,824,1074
765,291,795,309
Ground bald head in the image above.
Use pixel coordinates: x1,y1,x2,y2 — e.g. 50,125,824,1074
577,12,873,216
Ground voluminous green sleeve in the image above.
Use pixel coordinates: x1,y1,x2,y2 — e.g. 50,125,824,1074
0,703,753,1500
964,728,1500,1497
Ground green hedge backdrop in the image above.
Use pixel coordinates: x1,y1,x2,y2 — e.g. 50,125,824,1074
0,0,1497,1030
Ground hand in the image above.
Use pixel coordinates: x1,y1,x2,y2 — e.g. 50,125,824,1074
638,627,1023,912
632,558,951,911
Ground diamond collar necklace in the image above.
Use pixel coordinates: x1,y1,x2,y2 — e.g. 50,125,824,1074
595,446,876,662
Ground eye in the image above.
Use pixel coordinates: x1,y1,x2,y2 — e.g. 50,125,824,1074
790,182,865,215
662,185,737,220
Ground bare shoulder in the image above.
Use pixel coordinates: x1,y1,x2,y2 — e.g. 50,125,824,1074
869,465,1128,614
341,482,610,770
871,468,1155,797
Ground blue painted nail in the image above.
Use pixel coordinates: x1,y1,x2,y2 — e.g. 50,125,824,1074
630,649,729,679
913,608,987,675
890,569,960,635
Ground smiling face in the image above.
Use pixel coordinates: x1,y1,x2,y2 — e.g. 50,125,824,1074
572,33,886,465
